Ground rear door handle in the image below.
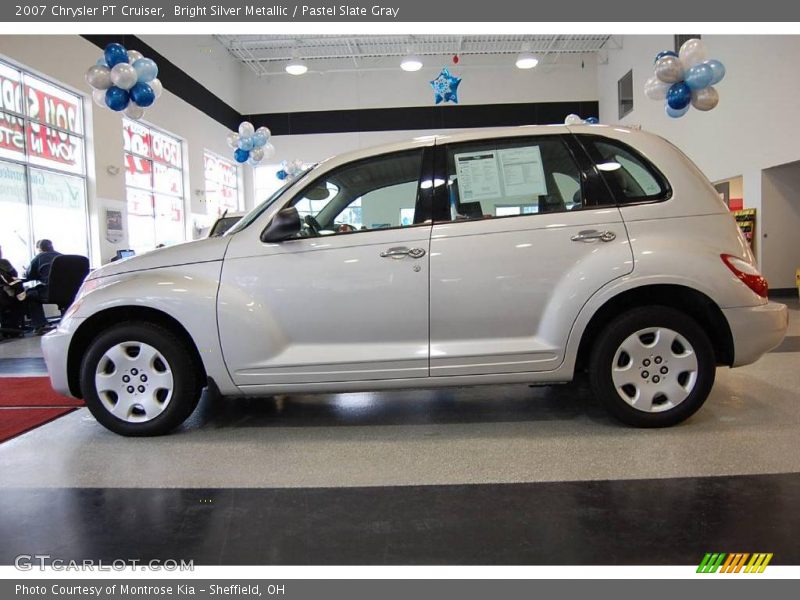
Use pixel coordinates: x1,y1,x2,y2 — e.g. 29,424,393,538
570,230,616,243
380,247,426,259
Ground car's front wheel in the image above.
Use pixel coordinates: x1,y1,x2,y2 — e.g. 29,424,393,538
79,322,202,436
589,306,716,427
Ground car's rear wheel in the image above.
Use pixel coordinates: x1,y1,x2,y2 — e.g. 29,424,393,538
589,306,715,427
79,322,202,436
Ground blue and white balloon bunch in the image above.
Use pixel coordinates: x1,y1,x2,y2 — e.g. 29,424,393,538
276,159,305,181
227,121,275,167
85,43,162,120
644,39,726,118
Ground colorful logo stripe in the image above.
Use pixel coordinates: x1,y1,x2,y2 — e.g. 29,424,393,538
697,553,773,573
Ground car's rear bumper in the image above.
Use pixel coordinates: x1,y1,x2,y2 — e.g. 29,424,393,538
41,320,81,398
723,302,788,367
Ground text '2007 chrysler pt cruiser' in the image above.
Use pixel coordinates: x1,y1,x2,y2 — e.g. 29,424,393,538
42,125,788,436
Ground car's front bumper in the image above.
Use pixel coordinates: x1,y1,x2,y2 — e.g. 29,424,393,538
723,302,788,367
41,318,83,398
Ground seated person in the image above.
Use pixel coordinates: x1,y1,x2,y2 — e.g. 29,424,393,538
0,244,26,337
24,239,62,335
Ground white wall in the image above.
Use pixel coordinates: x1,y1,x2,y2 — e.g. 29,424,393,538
239,53,598,114
597,35,800,286
138,35,243,111
0,35,242,266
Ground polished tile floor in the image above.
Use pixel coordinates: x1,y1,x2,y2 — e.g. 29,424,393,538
0,297,798,564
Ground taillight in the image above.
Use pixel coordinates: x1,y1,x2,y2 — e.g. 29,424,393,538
721,254,768,298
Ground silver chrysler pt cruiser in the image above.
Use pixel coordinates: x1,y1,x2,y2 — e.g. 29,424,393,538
42,125,788,435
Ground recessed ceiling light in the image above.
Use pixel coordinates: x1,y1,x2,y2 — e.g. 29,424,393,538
515,53,539,69
400,55,423,72
285,59,308,75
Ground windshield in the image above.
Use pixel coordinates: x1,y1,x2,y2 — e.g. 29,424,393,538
227,166,316,235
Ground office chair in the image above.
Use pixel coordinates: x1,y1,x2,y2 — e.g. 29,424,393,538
44,255,90,312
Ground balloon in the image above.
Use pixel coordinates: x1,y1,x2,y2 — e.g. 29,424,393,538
704,59,726,85
564,113,583,125
666,82,692,110
149,78,163,99
248,156,263,166
276,170,287,180
234,148,250,163
665,104,689,118
262,143,276,160
684,63,713,91
110,63,138,90
91,88,107,107
124,103,145,120
654,55,683,83
104,86,130,112
85,64,112,90
226,132,240,149
251,131,268,147
679,38,707,70
644,76,671,101
104,43,129,68
250,147,265,162
654,50,678,63
238,121,255,137
430,68,461,104
127,50,144,63
96,58,108,67
129,82,155,107
237,136,254,151
255,126,271,140
133,58,158,83
584,117,599,124
691,86,719,111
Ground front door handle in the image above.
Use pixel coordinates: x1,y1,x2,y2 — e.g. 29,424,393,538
380,247,426,259
570,230,616,243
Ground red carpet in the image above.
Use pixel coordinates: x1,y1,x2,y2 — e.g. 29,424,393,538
0,407,77,443
0,377,84,443
0,377,84,407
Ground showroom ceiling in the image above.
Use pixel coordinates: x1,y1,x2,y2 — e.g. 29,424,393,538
215,35,613,75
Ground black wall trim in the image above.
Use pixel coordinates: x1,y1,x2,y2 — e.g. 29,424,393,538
246,101,600,136
81,35,598,136
81,34,241,131
770,288,798,298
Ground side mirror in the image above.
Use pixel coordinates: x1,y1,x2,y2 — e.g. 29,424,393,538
261,207,301,243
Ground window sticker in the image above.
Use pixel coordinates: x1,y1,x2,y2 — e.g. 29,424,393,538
497,146,547,197
454,151,502,202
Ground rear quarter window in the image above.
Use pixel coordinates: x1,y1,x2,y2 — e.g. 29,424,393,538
578,136,671,204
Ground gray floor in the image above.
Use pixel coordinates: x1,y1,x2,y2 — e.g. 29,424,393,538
1,299,798,489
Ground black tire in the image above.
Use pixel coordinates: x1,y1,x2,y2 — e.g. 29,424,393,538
79,321,203,436
588,306,715,427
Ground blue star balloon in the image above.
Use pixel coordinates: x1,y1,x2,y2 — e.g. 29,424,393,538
430,68,461,104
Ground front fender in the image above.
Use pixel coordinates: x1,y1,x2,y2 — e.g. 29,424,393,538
69,261,238,395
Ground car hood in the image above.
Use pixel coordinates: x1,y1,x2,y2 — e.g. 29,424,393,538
89,236,231,280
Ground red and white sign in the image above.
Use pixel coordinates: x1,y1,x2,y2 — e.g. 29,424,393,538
0,63,83,172
123,118,181,168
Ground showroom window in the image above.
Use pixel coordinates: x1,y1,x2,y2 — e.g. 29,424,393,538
204,150,241,217
288,149,424,235
0,59,88,272
618,70,634,119
123,119,185,254
440,137,583,221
